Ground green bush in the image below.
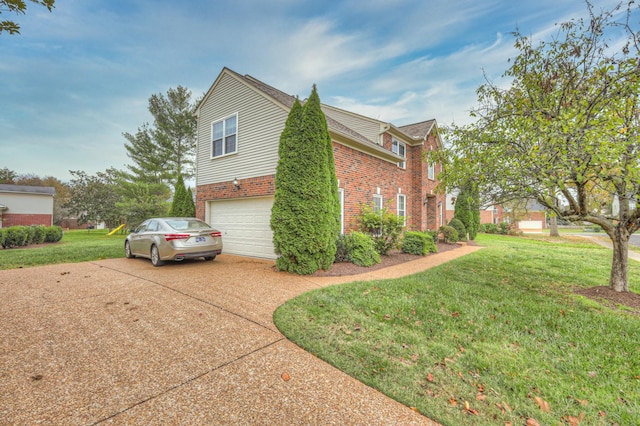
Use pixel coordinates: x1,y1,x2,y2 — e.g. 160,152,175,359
401,231,438,255
0,228,5,248
498,221,510,235
31,225,47,244
44,226,64,243
335,234,349,263
449,218,467,242
357,204,404,255
345,231,380,267
439,225,459,243
2,226,29,248
480,223,498,234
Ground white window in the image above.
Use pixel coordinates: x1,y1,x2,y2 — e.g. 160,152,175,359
428,162,435,180
391,138,406,169
397,194,406,226
211,113,238,158
339,188,345,235
373,194,383,213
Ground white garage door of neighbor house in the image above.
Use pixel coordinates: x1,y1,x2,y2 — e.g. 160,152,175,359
208,197,276,259
518,220,543,230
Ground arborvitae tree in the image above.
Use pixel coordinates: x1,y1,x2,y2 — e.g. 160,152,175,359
169,174,191,216
186,186,196,217
271,87,340,274
454,183,480,240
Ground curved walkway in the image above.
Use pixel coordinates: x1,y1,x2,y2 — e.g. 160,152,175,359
0,244,482,425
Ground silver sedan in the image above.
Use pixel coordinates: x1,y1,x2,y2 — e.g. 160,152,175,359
125,217,223,266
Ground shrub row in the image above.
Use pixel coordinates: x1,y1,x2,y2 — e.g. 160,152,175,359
336,230,439,266
0,225,63,249
479,222,511,234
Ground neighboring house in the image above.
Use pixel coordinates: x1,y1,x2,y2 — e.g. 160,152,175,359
195,68,446,259
445,191,506,226
0,184,55,228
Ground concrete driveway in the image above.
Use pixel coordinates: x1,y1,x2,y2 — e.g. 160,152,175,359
1,246,481,425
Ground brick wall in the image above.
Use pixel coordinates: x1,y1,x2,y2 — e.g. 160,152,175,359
196,133,446,233
1,213,52,227
196,175,275,220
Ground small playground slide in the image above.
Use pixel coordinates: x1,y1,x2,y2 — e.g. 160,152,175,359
108,224,126,236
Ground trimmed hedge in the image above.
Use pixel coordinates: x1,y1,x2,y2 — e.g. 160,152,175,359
0,225,63,249
449,218,467,242
439,225,459,243
401,231,438,255
335,232,380,267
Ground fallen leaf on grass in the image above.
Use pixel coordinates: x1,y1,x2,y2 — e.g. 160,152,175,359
463,400,479,415
534,396,551,412
426,372,434,382
410,407,420,413
562,413,585,425
526,418,540,426
448,397,457,406
476,393,487,401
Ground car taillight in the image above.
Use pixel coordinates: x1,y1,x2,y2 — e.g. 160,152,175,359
211,231,222,238
164,233,190,241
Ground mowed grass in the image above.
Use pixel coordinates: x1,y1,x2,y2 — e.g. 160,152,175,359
0,229,126,270
274,234,640,426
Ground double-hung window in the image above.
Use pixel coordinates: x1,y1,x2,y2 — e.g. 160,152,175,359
428,162,435,180
373,194,383,213
391,138,406,169
211,114,238,158
397,194,406,226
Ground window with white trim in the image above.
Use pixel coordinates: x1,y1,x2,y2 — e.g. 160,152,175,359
428,162,435,180
211,113,238,158
391,138,406,169
339,188,345,234
373,194,383,213
397,194,406,226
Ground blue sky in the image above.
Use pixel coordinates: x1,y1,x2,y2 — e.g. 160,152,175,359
0,0,620,182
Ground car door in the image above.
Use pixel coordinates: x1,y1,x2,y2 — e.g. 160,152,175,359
138,220,160,256
129,221,149,255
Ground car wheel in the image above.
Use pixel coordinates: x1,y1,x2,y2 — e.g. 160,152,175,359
204,255,216,261
125,241,135,258
150,245,164,266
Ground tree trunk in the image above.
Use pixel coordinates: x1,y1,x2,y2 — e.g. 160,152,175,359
609,230,629,292
549,216,559,237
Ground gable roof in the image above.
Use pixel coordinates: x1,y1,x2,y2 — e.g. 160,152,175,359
197,68,440,162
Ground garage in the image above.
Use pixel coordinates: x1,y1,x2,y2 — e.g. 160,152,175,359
517,220,544,232
207,196,276,259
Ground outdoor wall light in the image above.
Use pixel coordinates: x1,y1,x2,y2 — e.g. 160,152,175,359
233,177,241,189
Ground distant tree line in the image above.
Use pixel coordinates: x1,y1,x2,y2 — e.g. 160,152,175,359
1,85,198,229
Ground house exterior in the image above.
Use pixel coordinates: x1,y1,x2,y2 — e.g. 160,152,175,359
0,184,55,228
445,191,506,226
195,68,446,259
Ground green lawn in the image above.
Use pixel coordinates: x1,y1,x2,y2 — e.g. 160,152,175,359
0,229,126,270
274,234,640,426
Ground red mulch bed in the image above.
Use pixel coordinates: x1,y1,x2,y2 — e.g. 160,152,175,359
310,242,462,277
575,286,640,315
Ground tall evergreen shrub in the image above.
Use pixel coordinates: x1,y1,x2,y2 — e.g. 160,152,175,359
454,184,480,240
271,87,340,274
169,174,194,217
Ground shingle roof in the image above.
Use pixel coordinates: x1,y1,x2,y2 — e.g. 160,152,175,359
0,184,55,195
398,120,436,139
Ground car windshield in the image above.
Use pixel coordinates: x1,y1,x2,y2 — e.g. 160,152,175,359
165,219,211,230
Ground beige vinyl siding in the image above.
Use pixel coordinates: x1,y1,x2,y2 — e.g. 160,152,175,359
0,193,53,214
196,73,288,186
321,105,382,145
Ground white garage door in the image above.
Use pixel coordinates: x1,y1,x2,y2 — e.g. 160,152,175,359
518,220,543,230
208,197,276,259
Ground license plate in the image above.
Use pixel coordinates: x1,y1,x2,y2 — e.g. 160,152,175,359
195,236,206,243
